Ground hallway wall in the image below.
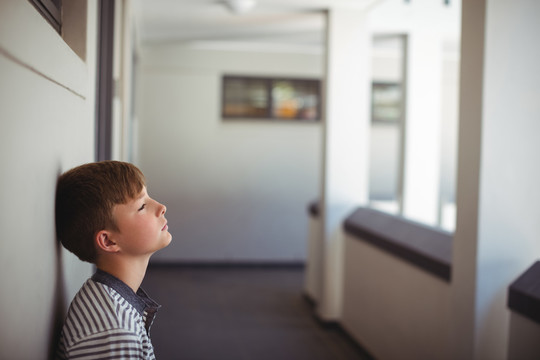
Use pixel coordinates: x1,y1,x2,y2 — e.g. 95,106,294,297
136,45,323,263
0,1,97,358
466,0,540,359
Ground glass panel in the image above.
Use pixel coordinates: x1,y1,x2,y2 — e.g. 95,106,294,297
367,2,461,231
223,77,269,118
372,82,402,123
271,80,320,120
368,36,405,215
438,39,460,232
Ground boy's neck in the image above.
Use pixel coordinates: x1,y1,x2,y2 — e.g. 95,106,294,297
96,256,150,293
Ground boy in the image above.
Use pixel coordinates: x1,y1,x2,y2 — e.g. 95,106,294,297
55,161,172,359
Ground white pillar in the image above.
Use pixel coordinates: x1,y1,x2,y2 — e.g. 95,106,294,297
452,0,540,359
450,0,485,357
402,30,443,226
318,8,371,320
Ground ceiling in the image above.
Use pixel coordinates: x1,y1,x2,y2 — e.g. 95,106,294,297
132,0,383,47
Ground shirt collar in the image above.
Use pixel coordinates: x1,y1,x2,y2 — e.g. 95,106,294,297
92,269,161,316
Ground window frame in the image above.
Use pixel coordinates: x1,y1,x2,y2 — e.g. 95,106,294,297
221,75,321,122
28,0,62,34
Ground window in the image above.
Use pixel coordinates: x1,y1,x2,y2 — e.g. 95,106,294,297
29,0,62,33
367,25,460,232
369,36,406,216
371,82,402,124
222,76,321,121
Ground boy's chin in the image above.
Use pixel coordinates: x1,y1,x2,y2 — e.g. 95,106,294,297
147,236,172,257
160,234,173,249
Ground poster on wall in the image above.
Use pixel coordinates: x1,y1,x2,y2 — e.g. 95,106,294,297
222,75,321,122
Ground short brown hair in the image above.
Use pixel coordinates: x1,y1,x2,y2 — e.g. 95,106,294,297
55,161,146,263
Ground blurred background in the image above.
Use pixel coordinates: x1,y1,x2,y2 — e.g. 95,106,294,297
2,0,540,359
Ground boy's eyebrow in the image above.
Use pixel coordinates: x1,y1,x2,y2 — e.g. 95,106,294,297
136,191,146,200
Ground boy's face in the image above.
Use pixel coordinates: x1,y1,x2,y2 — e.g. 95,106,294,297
110,186,172,257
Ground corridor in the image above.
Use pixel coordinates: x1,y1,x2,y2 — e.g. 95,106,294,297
3,1,540,358
142,265,373,360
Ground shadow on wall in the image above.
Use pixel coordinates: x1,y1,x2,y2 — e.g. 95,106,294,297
48,176,67,360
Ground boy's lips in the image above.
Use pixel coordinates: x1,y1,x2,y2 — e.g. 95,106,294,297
162,222,168,231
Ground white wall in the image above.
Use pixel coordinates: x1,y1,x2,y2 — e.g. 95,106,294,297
473,0,540,357
136,44,322,262
451,0,540,359
0,1,98,358
342,235,451,360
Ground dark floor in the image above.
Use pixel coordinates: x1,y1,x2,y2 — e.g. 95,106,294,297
142,265,373,360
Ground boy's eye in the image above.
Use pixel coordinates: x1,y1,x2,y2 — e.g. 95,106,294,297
138,204,146,211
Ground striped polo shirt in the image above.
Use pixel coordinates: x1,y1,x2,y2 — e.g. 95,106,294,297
57,269,161,359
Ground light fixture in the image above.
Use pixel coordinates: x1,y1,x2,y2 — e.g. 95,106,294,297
223,0,257,14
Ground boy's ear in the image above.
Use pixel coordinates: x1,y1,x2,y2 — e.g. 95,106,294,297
95,230,119,253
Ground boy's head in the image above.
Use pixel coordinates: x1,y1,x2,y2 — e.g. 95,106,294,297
55,161,146,263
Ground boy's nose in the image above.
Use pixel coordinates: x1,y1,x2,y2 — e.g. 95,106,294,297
160,203,167,216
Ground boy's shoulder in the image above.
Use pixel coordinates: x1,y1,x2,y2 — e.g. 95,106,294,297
65,277,132,338
62,270,158,342
58,273,159,359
